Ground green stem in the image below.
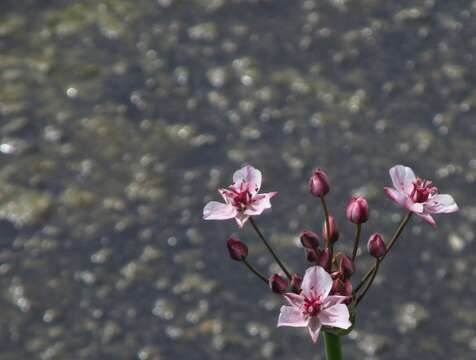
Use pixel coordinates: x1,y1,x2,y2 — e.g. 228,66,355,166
320,196,332,269
351,223,361,262
249,217,292,280
354,211,413,294
355,259,380,305
324,332,343,360
242,258,268,284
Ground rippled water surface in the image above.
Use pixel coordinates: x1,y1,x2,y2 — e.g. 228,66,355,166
1,0,476,359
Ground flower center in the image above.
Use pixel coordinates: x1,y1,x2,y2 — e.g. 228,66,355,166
303,297,322,317
409,177,438,203
229,182,254,210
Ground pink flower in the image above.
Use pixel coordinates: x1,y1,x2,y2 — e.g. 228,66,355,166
277,266,351,343
203,165,278,228
384,165,458,227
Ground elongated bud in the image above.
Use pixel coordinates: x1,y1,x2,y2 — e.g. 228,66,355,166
226,237,248,261
343,280,353,296
367,233,386,258
309,169,330,197
339,255,355,278
322,216,339,243
290,273,302,291
300,230,320,249
269,274,289,294
306,249,319,262
317,248,330,270
331,278,344,295
346,196,369,224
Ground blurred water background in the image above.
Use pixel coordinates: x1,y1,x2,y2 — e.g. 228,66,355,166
1,0,476,359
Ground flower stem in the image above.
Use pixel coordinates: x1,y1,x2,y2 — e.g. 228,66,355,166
355,259,380,305
242,258,268,284
249,217,292,280
351,223,361,262
320,196,332,269
354,211,413,294
324,332,343,360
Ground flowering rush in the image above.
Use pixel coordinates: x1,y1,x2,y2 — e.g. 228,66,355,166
384,165,458,227
278,266,351,343
203,165,277,228
203,164,458,359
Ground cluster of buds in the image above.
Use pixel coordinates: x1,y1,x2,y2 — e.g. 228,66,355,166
204,165,458,345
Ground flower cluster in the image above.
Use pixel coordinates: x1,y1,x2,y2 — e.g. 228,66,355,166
203,165,458,345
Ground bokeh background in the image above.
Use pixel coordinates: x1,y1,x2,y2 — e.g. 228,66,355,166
1,0,476,359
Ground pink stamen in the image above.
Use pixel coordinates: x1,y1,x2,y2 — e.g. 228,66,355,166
410,177,438,203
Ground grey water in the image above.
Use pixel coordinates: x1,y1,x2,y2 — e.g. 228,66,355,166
0,0,475,359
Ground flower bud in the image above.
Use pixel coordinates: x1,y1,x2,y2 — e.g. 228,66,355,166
269,274,289,294
290,273,303,291
309,169,330,197
317,248,330,270
306,249,319,262
346,196,369,224
367,233,386,258
300,230,320,249
339,255,355,278
331,278,344,295
342,280,353,296
322,216,339,243
226,237,248,261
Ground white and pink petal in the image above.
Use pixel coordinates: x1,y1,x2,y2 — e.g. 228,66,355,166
389,165,416,194
319,304,352,330
277,306,308,327
233,165,262,192
243,192,278,216
203,201,237,220
424,194,458,214
307,317,321,343
301,266,333,299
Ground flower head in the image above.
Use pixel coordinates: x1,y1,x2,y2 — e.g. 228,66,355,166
277,266,351,343
203,165,277,228
384,165,458,227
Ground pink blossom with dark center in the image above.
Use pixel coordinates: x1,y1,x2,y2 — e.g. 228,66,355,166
277,266,351,343
384,165,458,227
203,165,277,228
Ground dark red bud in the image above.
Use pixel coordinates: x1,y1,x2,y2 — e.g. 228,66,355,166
309,169,330,197
317,248,330,270
300,230,320,249
226,237,248,261
306,249,319,262
322,216,339,243
367,233,386,258
339,255,355,278
331,278,344,294
290,273,302,291
346,196,369,224
343,280,353,296
269,274,289,294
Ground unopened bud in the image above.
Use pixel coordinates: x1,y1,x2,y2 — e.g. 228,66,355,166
343,280,353,295
306,249,319,262
309,169,330,197
226,237,248,261
346,196,369,224
300,230,320,249
339,255,355,278
317,248,330,270
331,278,344,295
367,233,386,258
322,216,339,243
290,273,302,291
269,274,289,294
